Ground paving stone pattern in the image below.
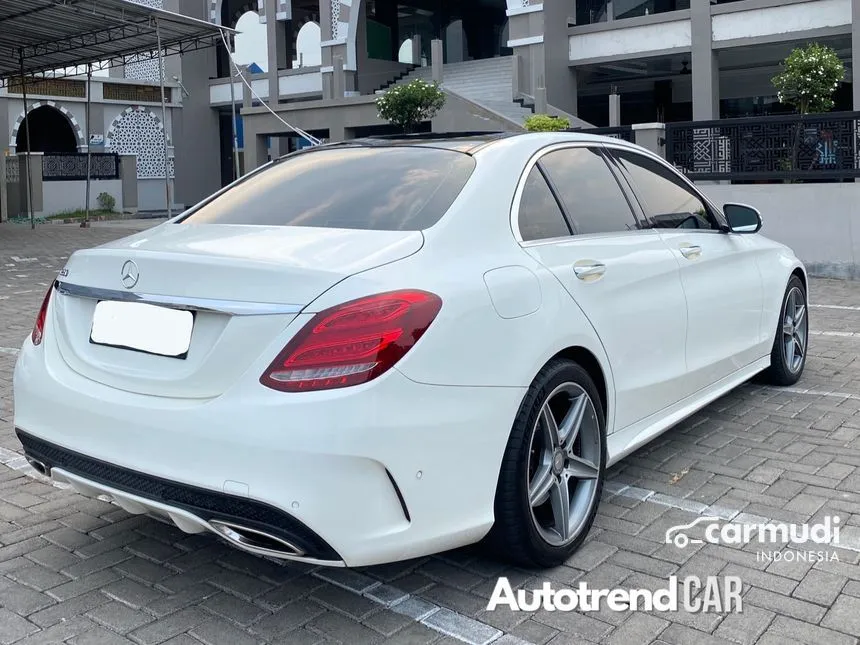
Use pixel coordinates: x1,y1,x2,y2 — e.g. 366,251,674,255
0,222,858,644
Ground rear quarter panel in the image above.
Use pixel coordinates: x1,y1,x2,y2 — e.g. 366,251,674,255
299,138,618,431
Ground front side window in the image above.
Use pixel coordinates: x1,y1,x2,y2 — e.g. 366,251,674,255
517,166,572,242
178,146,476,231
612,150,720,231
539,148,639,235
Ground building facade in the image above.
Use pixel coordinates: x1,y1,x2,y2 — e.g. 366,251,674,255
9,0,858,215
0,75,183,216
199,0,860,180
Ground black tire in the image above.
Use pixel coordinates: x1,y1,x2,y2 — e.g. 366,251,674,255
761,275,808,386
487,359,606,568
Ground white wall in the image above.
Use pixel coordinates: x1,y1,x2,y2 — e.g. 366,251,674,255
570,0,851,64
279,71,323,96
712,0,851,42
569,19,692,62
209,78,269,104
138,178,180,211
42,179,123,215
700,183,860,279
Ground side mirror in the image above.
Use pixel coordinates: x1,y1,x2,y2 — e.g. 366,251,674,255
723,203,762,234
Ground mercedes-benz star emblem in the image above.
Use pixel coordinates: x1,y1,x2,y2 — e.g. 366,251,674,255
120,260,139,289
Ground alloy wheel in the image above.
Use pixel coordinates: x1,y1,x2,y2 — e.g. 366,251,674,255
782,286,808,374
527,382,601,547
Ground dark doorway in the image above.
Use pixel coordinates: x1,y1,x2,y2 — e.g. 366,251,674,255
16,106,78,153
219,112,235,188
366,0,508,64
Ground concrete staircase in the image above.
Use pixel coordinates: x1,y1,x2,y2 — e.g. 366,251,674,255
378,57,534,128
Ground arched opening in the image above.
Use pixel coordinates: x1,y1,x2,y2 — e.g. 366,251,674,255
295,21,321,67
500,19,512,56
16,106,78,153
398,37,414,64
233,10,269,71
445,19,468,63
216,1,265,76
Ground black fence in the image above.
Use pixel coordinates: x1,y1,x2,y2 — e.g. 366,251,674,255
570,125,635,143
42,153,120,182
666,112,860,181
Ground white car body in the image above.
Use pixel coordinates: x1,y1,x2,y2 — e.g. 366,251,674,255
13,132,806,567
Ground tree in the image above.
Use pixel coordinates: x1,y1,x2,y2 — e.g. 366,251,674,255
772,43,844,114
375,80,446,133
524,114,570,132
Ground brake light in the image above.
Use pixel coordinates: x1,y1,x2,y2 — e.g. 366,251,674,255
261,290,442,392
31,284,54,346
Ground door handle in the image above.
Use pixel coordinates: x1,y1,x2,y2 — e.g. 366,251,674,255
573,262,606,280
679,245,702,259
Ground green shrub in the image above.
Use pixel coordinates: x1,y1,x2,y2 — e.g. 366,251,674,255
97,192,116,212
524,114,570,132
375,80,446,133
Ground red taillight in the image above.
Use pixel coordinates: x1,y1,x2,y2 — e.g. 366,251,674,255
261,290,442,392
31,284,53,346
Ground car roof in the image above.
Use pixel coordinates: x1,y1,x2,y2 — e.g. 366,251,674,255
329,131,640,155
338,132,517,153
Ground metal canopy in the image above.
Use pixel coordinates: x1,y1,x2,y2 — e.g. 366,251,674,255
0,0,233,229
0,0,232,84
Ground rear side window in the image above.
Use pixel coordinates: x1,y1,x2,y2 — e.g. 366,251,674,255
178,146,476,230
539,148,638,235
518,166,571,242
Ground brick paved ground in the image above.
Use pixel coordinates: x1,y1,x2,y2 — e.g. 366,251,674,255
0,221,859,644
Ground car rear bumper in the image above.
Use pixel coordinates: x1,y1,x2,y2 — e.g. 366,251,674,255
13,336,526,567
17,429,344,564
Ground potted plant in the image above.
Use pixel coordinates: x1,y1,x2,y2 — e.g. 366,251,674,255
772,43,844,178
524,114,570,132
375,80,446,134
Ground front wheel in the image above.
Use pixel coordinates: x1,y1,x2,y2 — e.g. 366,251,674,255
488,359,605,568
762,275,808,386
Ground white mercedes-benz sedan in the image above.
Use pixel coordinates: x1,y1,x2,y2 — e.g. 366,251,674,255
13,132,808,568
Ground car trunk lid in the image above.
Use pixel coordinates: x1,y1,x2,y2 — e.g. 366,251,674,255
51,223,424,399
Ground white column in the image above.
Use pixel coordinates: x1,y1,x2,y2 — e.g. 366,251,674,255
691,0,718,121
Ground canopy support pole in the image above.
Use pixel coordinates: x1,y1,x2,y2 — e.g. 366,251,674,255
155,18,172,218
228,31,241,181
83,63,92,228
18,50,35,230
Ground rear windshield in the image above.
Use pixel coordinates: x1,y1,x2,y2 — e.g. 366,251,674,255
178,145,476,231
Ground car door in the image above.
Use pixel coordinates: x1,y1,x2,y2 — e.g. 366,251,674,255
516,144,690,432
607,147,764,392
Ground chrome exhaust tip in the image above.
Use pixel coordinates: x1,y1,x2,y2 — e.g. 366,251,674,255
209,520,305,558
26,457,48,476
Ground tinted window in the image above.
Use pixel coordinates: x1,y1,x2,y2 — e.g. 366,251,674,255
179,146,475,230
613,150,719,230
518,166,571,242
539,148,638,235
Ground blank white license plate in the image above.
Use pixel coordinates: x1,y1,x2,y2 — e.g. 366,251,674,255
90,301,193,358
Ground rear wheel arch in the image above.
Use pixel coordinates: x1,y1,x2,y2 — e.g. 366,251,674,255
791,266,807,293
550,346,609,422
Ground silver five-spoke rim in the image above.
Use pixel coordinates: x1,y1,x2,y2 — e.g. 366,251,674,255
527,383,601,547
782,286,807,374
